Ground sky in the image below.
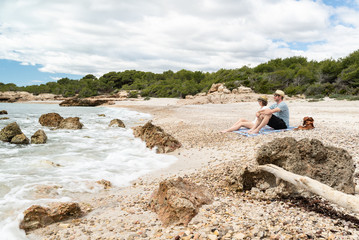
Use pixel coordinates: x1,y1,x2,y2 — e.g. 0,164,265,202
1,0,359,86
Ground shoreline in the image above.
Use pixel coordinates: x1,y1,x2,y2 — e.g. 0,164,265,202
25,97,359,239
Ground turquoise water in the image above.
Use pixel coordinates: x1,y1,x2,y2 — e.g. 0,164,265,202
0,103,176,239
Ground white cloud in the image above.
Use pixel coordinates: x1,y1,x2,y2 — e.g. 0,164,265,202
0,0,359,78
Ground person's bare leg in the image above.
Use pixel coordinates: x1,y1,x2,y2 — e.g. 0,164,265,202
221,118,252,132
248,116,262,132
248,114,271,134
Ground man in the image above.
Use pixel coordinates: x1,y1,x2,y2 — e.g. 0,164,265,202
248,90,289,134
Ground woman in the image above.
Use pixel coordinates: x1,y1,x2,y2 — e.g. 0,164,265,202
221,96,269,133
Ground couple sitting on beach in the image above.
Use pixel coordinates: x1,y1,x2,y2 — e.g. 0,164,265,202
221,90,289,134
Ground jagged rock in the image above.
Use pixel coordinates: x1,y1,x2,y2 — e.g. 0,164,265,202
96,179,112,189
0,110,7,114
11,133,30,144
98,114,106,117
0,122,23,142
19,202,83,233
0,117,9,120
109,119,125,128
257,137,355,194
208,83,223,93
149,177,212,226
59,98,108,107
132,121,181,153
31,130,47,144
58,117,83,129
39,113,64,127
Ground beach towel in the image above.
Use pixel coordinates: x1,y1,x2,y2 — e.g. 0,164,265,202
234,126,295,137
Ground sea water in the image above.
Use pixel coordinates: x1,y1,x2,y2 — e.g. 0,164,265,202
0,102,177,239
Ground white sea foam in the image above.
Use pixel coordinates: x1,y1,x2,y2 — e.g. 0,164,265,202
0,103,177,239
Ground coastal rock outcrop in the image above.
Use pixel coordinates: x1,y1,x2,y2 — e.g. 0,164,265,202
0,110,7,114
59,98,108,107
109,119,125,128
132,121,181,153
149,177,212,226
39,113,64,127
19,202,83,233
181,83,265,105
58,117,83,129
0,91,62,102
31,130,48,144
256,137,355,194
0,122,27,144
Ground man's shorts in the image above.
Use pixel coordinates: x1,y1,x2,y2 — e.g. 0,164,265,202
268,115,287,129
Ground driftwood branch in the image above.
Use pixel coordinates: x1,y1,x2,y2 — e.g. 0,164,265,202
258,164,359,213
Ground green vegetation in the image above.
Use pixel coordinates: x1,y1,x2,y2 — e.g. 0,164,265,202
2,50,359,99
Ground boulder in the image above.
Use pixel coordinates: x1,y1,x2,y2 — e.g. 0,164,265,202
149,177,212,226
0,117,9,120
199,161,279,198
19,202,83,233
237,86,254,94
11,133,30,144
59,98,108,107
31,130,47,144
58,117,83,129
109,119,125,128
39,113,64,127
208,83,223,93
0,122,23,142
256,137,355,194
0,110,7,114
132,121,181,153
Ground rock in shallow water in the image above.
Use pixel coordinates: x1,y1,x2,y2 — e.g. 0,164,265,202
0,122,27,143
132,121,181,153
31,129,47,144
39,113,63,127
19,202,83,233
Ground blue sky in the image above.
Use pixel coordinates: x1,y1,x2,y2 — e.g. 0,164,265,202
1,0,359,87
0,60,82,86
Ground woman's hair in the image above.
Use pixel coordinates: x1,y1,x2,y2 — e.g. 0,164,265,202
260,100,268,106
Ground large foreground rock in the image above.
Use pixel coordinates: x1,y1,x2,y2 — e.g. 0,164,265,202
39,113,64,127
59,98,108,107
19,202,83,233
31,130,47,144
149,177,212,226
58,117,83,129
0,122,24,142
257,137,355,194
132,121,181,153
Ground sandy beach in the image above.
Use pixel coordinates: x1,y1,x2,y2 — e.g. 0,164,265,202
27,97,359,240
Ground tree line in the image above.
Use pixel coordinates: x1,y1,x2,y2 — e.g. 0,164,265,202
1,49,359,99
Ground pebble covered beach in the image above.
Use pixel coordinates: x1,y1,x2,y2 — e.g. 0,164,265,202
28,97,359,240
